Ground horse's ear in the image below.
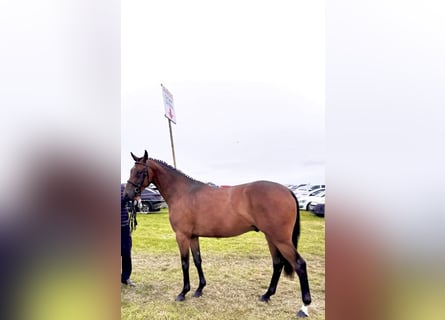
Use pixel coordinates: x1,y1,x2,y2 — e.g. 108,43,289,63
130,152,139,162
143,150,149,160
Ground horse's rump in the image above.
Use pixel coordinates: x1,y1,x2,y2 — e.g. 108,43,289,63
240,181,297,237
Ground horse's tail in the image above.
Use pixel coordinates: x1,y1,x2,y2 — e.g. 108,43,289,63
282,190,301,277
290,190,301,248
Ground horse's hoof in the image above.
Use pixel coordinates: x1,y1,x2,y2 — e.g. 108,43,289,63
297,310,308,317
193,290,203,298
259,295,270,303
175,294,185,302
297,306,309,318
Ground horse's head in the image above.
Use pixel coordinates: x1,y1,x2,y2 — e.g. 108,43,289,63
124,150,151,201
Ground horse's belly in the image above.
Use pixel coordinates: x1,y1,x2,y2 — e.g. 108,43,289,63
194,218,253,238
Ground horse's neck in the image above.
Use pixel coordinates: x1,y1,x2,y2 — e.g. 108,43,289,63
151,162,187,203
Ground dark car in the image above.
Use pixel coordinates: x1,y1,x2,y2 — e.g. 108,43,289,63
139,187,165,212
308,202,325,217
122,183,165,213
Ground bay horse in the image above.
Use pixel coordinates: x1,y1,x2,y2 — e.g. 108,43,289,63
123,150,312,317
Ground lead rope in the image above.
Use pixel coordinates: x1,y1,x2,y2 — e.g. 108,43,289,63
129,201,138,233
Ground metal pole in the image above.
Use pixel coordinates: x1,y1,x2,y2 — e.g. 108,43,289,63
168,119,177,168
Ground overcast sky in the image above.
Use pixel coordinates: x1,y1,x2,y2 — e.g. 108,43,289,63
121,0,325,186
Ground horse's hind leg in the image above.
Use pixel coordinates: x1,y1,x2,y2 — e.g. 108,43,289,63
275,242,312,317
190,236,206,297
294,250,311,317
261,240,284,302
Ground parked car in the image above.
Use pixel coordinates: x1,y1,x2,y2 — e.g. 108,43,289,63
294,184,325,197
298,189,325,211
139,187,165,212
288,184,307,192
308,196,325,217
121,183,165,213
207,182,219,188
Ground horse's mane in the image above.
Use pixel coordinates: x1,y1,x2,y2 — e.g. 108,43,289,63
150,158,205,185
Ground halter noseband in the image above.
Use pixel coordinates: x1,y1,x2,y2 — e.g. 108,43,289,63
127,161,149,195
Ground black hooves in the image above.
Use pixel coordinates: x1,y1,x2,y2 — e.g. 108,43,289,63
175,294,186,302
176,289,204,301
259,295,270,303
193,290,203,298
297,310,309,318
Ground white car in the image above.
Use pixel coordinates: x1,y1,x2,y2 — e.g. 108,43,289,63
287,184,307,192
294,184,325,197
298,189,325,211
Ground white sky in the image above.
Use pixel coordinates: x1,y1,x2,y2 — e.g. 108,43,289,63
122,0,325,186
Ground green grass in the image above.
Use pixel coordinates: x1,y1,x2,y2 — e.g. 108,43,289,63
122,209,325,319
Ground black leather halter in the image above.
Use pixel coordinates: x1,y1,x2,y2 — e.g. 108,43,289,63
127,161,149,195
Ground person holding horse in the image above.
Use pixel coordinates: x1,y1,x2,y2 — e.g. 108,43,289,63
121,183,136,287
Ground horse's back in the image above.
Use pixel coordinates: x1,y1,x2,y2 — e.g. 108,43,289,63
242,180,295,207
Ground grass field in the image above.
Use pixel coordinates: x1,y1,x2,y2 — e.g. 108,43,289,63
121,208,325,320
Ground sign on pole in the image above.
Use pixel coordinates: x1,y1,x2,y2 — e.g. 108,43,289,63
161,84,177,168
162,84,176,124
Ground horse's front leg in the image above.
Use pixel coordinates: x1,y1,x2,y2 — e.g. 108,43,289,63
190,236,206,297
175,232,191,301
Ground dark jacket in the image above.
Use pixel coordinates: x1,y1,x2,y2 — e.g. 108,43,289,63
121,185,130,227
